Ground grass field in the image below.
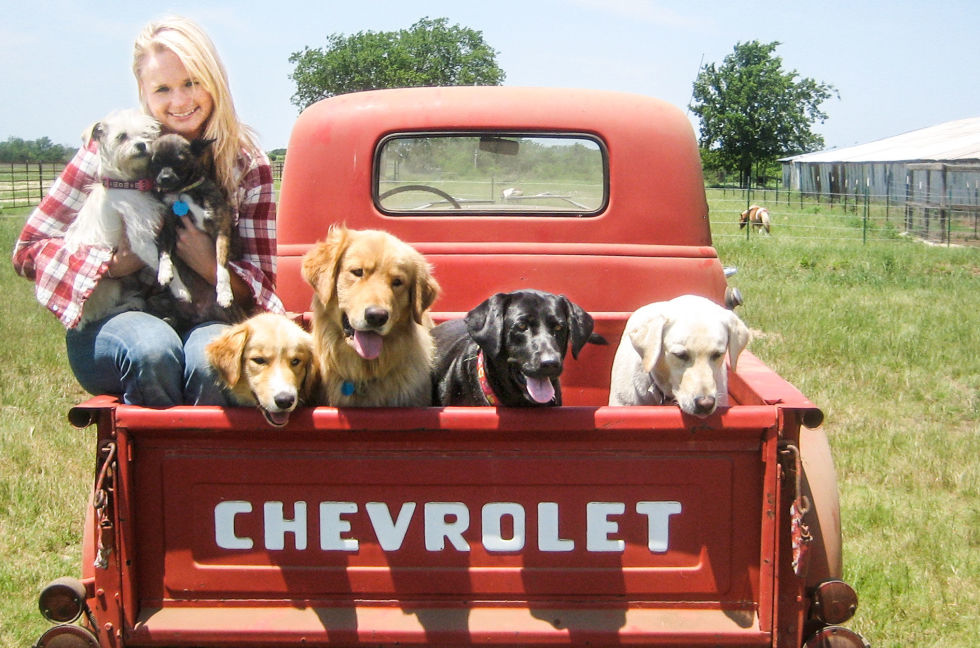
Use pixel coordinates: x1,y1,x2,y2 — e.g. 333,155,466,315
1,196,978,647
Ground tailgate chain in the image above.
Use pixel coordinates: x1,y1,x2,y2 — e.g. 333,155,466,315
779,442,812,577
92,442,117,570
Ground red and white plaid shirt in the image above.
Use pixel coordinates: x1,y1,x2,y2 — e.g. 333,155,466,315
12,141,284,328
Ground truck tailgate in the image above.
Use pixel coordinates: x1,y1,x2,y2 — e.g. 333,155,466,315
90,404,785,647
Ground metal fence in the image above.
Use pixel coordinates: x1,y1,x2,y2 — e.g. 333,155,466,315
6,160,977,245
1,161,287,212
709,186,980,246
0,162,64,210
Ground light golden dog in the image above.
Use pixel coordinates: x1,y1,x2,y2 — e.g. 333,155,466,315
206,313,317,427
608,295,750,416
301,225,441,406
739,204,772,234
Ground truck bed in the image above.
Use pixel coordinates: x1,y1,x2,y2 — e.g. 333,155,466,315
71,347,818,647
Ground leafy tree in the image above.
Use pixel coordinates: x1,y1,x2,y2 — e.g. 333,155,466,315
690,40,837,187
289,17,505,110
0,136,74,163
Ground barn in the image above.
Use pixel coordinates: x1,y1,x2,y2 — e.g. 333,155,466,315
781,117,980,243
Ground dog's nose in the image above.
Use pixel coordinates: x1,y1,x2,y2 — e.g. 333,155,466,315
135,141,148,154
364,306,389,328
274,392,297,410
157,169,178,186
536,355,562,376
693,395,716,414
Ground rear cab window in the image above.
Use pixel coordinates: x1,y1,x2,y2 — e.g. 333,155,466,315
375,133,608,216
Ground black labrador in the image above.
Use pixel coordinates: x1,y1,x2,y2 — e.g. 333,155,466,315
432,289,606,406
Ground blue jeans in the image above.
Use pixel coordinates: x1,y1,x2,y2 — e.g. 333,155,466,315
66,311,230,406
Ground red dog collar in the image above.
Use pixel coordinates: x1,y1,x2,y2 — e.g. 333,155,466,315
102,178,154,191
477,351,498,406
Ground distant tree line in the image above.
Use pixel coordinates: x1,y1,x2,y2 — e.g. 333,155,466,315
0,137,75,163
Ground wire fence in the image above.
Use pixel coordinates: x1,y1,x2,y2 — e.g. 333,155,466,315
5,161,977,246
708,186,980,247
0,161,287,213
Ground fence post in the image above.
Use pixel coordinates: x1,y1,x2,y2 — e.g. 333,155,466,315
37,162,44,204
947,181,953,247
745,187,752,240
862,181,869,244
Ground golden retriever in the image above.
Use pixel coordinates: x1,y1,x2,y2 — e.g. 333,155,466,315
206,313,317,427
301,225,441,406
608,295,750,416
739,204,772,234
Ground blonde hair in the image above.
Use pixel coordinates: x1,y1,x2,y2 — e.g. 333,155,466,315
133,15,263,204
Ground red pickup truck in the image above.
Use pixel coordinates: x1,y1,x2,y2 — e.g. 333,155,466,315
35,87,866,648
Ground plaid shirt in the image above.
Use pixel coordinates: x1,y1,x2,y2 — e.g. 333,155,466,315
12,141,284,328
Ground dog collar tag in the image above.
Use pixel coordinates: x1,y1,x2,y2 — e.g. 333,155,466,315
172,200,190,216
341,380,356,397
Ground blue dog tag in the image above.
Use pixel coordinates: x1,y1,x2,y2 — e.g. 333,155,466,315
341,381,356,396
172,200,190,216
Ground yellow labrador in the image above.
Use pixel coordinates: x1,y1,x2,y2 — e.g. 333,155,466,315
206,313,318,427
608,295,750,416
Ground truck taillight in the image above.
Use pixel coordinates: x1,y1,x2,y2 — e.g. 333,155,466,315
810,579,859,624
34,623,100,648
803,625,870,648
38,577,86,623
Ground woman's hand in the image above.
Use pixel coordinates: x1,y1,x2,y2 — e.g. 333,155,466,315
106,235,146,278
175,216,218,280
175,216,251,306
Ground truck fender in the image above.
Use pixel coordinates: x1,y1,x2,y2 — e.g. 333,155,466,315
799,425,843,584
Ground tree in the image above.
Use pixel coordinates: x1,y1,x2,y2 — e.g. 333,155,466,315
0,136,74,163
689,41,837,187
289,17,506,110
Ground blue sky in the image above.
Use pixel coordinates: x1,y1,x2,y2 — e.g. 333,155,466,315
3,0,977,151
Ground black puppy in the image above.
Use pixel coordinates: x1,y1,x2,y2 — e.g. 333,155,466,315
147,134,243,328
432,289,606,406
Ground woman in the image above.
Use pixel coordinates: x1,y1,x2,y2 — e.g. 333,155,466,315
11,15,284,406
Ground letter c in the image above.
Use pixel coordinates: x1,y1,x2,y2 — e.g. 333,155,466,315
215,500,253,550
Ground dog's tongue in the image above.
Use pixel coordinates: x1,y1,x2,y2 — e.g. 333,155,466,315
525,375,555,403
263,409,290,428
352,330,383,359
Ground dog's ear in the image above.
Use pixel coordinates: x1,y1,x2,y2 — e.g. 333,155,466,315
190,138,216,156
298,334,320,404
205,323,250,386
629,308,669,374
725,310,751,372
410,258,441,325
465,292,510,358
82,121,104,146
560,295,602,359
301,225,348,304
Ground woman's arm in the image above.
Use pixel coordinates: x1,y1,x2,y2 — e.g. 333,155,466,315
223,151,285,314
12,143,118,328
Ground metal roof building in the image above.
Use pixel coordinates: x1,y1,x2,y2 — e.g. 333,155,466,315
781,118,980,243
781,116,980,203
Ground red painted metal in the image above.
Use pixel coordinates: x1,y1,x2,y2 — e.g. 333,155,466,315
41,87,865,647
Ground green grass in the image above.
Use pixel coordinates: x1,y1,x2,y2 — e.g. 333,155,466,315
2,198,978,647
1,208,92,647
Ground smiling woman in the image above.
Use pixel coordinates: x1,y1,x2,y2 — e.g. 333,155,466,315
11,14,283,407
138,48,214,141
